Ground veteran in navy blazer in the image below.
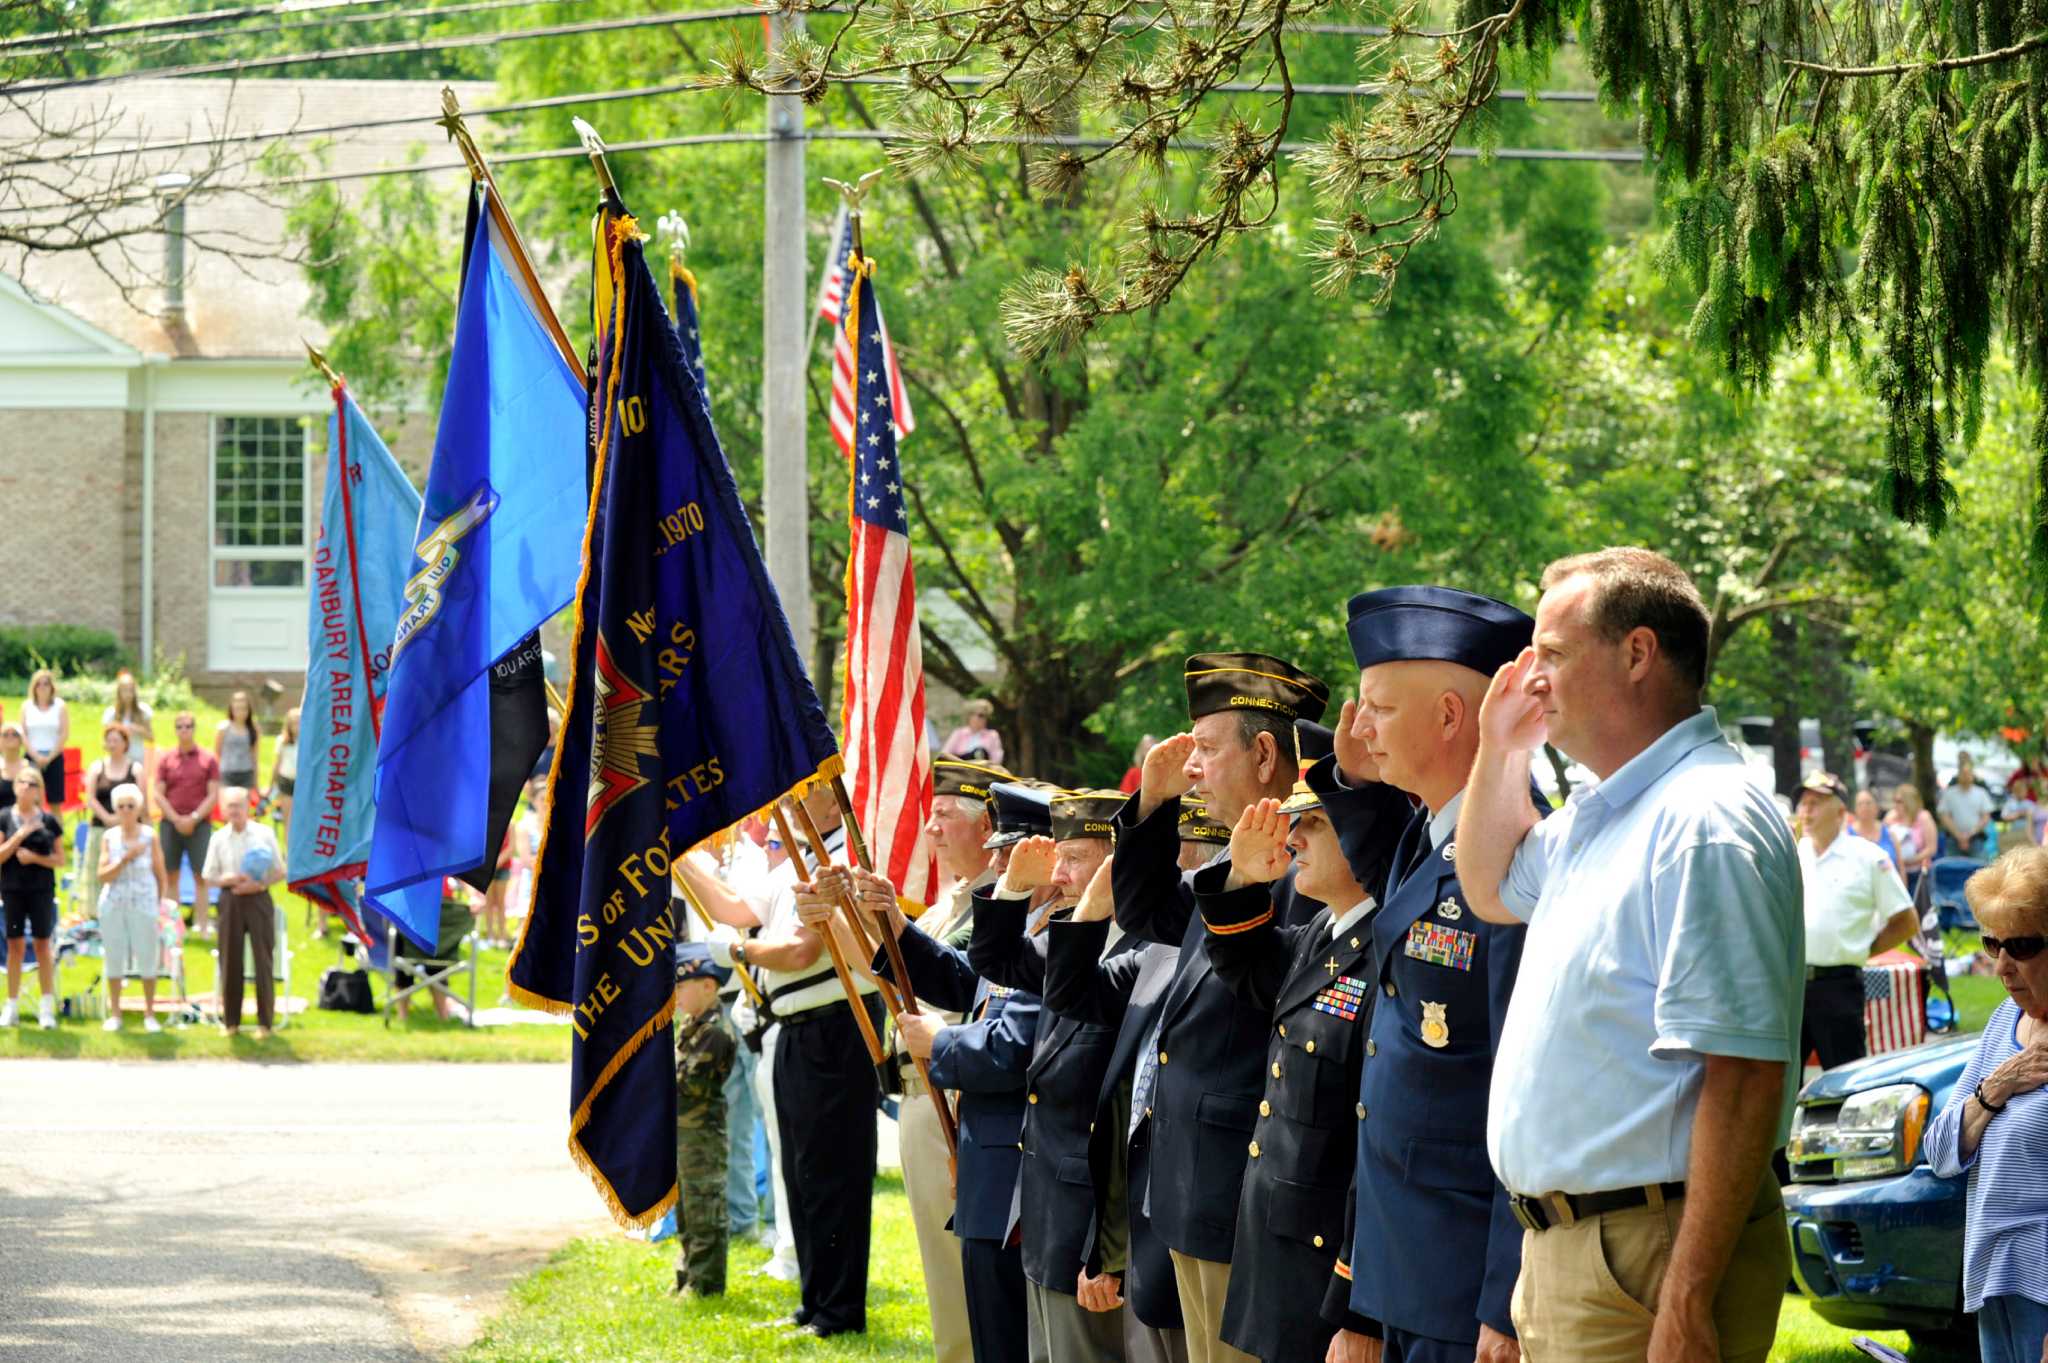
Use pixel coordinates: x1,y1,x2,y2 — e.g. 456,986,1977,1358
1313,586,1541,1363
807,867,1041,1363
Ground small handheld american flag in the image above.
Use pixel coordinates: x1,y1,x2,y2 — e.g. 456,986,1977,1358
836,245,937,907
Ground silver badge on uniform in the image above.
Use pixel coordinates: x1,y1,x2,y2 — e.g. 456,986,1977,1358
1420,1001,1449,1049
1436,898,1462,922
1440,841,1456,862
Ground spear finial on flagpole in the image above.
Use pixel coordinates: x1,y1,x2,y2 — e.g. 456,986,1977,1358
822,168,886,255
303,339,343,390
571,116,617,200
657,211,690,265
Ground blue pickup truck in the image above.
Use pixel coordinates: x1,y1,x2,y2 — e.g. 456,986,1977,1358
1782,1033,1978,1349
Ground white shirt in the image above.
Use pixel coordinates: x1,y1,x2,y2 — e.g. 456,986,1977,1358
1937,782,1996,837
201,819,282,888
752,826,878,1017
1330,898,1374,940
19,697,61,757
1801,829,1913,966
1486,708,1805,1196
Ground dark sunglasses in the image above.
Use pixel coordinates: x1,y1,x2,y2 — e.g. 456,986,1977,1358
1980,933,2047,962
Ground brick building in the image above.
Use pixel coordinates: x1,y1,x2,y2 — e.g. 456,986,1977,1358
0,79,480,689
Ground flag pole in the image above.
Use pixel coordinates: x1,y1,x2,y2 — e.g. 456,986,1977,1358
815,778,959,1163
670,868,769,1010
303,340,344,390
436,87,587,387
771,800,887,1066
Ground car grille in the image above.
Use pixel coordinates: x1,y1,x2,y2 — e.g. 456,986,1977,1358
1828,1221,1865,1261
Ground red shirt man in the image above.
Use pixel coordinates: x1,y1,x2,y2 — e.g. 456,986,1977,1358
152,712,222,935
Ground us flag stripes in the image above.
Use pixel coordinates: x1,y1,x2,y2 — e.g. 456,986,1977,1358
837,248,937,908
820,205,914,458
1862,958,1927,1055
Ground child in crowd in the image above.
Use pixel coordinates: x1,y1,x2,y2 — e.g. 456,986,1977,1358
673,942,735,1298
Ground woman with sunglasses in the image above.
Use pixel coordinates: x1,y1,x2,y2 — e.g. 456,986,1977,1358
1925,844,2048,1363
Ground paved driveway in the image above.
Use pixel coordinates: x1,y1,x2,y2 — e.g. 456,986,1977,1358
0,1059,612,1362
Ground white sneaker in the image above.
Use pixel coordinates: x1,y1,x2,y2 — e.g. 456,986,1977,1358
143,1016,163,1034
0,999,15,1027
102,1016,123,1032
37,999,56,1030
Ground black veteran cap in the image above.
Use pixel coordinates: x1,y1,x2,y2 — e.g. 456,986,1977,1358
1345,586,1533,676
1177,797,1231,846
933,757,1011,805
1183,652,1330,724
1050,789,1125,843
1294,719,1334,765
984,779,1056,849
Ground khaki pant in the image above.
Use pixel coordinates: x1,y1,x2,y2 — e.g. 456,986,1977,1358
1510,1171,1787,1363
902,1076,973,1363
1167,1251,1255,1363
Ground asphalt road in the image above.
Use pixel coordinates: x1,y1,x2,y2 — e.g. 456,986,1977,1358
0,1059,613,1363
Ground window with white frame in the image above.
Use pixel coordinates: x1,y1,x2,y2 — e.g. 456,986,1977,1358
211,415,307,588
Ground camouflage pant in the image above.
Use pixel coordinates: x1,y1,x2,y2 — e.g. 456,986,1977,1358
676,1095,729,1294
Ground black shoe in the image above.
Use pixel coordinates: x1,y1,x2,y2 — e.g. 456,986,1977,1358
798,1322,862,1340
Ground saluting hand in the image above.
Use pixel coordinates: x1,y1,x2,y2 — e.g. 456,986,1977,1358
1225,798,1290,890
1138,732,1197,814
1072,854,1116,923
1333,699,1382,787
1477,648,1548,755
999,836,1058,897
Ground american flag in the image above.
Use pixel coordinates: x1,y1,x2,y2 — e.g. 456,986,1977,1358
819,205,914,457
838,251,936,906
1863,955,1928,1055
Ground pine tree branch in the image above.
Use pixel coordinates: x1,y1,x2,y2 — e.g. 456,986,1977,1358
1786,30,2048,78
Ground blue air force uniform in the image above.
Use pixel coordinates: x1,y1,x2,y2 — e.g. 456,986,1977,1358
882,924,1042,1363
1331,586,1540,1363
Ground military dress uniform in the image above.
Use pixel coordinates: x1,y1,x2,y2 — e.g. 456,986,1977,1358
1195,776,1411,1363
1111,653,1331,1363
1324,586,1538,1363
965,790,1131,1363
882,918,1043,1363
674,947,739,1297
905,758,1014,1363
1042,913,1189,1363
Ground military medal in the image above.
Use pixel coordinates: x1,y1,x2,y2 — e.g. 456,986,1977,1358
1324,955,1341,976
1313,976,1367,1020
1436,898,1462,921
1420,1001,1449,1048
1404,920,1476,970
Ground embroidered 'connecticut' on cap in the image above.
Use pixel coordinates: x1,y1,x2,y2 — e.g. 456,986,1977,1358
1345,586,1533,676
1050,789,1125,843
1184,652,1330,724
1177,797,1231,845
934,758,1011,804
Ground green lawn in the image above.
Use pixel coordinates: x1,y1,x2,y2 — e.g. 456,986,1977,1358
455,1170,1936,1363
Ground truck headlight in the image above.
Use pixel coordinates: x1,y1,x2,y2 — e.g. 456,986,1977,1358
1833,1083,1930,1179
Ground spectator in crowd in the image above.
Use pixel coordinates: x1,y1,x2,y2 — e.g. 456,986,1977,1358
2005,755,2048,847
1796,772,1919,1070
268,707,299,831
0,725,28,795
97,782,170,1033
943,699,1006,765
1940,751,1998,858
481,820,515,949
1889,783,1940,891
103,671,154,807
1461,546,1802,1363
1119,734,1156,794
80,724,142,919
1849,787,1902,869
154,712,221,937
20,668,69,808
200,787,284,1038
215,690,261,802
0,768,66,1029
1924,845,2048,1363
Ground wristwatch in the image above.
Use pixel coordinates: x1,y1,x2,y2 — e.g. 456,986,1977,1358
731,941,748,968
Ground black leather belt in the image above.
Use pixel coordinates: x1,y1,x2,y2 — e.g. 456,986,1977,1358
1806,964,1862,981
1509,1182,1685,1233
778,998,851,1026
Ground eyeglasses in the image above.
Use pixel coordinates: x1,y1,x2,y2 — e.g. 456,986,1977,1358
175,722,195,730
1980,933,2047,962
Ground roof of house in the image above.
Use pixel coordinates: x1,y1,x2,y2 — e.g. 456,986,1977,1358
1,78,493,360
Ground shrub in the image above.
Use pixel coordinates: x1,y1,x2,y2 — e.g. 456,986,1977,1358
0,624,127,679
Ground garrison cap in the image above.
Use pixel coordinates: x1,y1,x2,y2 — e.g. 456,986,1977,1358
1183,652,1330,724
1295,719,1334,765
1050,789,1125,843
933,757,1011,805
1345,586,1533,676
674,941,730,984
1177,797,1231,846
984,779,1056,849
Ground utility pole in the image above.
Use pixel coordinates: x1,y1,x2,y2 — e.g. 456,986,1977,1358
761,11,810,659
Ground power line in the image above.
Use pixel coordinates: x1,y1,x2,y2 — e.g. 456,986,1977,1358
12,6,767,94
0,0,409,50
3,0,578,60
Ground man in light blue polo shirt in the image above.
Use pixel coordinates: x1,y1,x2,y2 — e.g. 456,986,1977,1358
1455,547,1803,1363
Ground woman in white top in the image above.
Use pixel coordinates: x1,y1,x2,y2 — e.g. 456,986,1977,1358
79,724,141,923
20,668,68,807
98,782,171,1032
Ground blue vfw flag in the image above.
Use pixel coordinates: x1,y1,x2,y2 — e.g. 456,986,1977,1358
287,381,421,942
365,186,586,950
668,254,709,406
508,205,839,1227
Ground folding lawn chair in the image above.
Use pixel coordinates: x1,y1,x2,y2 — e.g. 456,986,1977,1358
1928,856,1988,931
368,895,478,1029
